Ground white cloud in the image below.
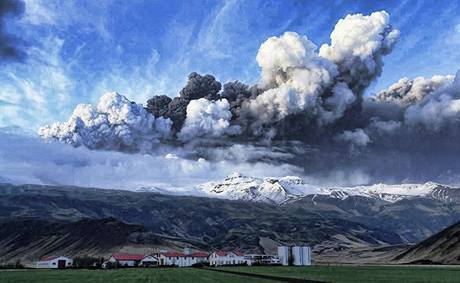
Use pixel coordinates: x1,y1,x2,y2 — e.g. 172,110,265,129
178,98,240,141
0,130,302,189
21,0,111,40
0,37,74,129
38,92,172,152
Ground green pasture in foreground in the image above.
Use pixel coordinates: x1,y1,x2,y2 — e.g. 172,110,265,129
1,265,460,283
220,265,460,283
0,268,272,283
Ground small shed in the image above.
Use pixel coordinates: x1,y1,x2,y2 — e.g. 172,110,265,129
140,255,158,267
108,253,144,267
35,256,73,269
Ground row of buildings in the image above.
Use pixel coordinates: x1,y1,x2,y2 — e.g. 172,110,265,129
34,246,312,269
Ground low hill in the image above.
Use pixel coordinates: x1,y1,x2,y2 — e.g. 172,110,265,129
0,218,182,263
393,221,460,264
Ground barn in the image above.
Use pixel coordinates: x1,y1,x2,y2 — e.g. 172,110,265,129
108,253,145,267
35,256,73,269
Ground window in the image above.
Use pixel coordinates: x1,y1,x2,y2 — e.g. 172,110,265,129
176,257,179,260
52,263,56,265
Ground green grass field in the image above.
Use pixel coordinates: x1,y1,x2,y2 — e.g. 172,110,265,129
1,265,460,283
0,268,273,283
220,265,460,283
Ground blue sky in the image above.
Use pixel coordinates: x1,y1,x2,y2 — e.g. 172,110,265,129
1,0,460,130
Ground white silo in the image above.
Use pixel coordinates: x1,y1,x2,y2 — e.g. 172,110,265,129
301,246,311,265
277,246,289,266
292,246,302,266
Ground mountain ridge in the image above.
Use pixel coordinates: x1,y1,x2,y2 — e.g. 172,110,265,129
138,173,460,205
0,182,458,263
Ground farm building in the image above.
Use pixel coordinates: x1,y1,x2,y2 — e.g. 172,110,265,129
209,251,245,266
292,246,311,266
35,256,73,269
108,253,145,267
189,252,210,264
244,254,280,266
278,246,289,266
139,255,158,267
157,251,208,267
277,246,312,266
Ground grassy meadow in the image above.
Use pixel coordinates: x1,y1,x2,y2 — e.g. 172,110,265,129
219,265,460,283
1,265,460,283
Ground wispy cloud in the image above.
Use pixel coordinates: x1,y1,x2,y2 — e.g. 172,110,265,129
0,36,74,129
0,130,302,189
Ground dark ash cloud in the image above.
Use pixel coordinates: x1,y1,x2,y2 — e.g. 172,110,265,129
0,0,26,62
37,11,460,185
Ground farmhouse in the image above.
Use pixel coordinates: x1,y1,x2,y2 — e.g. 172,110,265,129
209,251,245,266
244,254,280,266
108,253,145,267
158,251,208,267
35,256,73,269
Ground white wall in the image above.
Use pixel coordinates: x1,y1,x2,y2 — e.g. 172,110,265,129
277,246,289,266
35,256,73,269
160,255,200,267
292,246,311,266
209,253,245,266
292,246,302,266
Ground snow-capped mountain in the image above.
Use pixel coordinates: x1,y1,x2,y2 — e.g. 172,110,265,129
137,172,460,205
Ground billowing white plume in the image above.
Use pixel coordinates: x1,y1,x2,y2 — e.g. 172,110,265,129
178,98,241,141
38,92,172,152
319,11,399,92
242,31,337,126
375,75,454,106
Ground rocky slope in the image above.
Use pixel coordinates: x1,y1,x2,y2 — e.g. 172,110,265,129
0,182,458,263
0,218,179,263
393,221,460,264
0,183,406,262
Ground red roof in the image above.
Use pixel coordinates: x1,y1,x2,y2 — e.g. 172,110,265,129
234,250,245,256
190,252,209,257
215,251,228,256
161,251,186,257
111,253,144,261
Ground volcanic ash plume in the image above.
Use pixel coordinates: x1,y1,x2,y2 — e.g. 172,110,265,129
178,98,241,141
33,10,460,184
38,92,172,152
319,11,399,94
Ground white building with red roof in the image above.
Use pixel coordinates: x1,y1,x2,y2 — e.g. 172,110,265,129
158,251,209,267
108,253,155,267
209,251,246,266
35,256,73,269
